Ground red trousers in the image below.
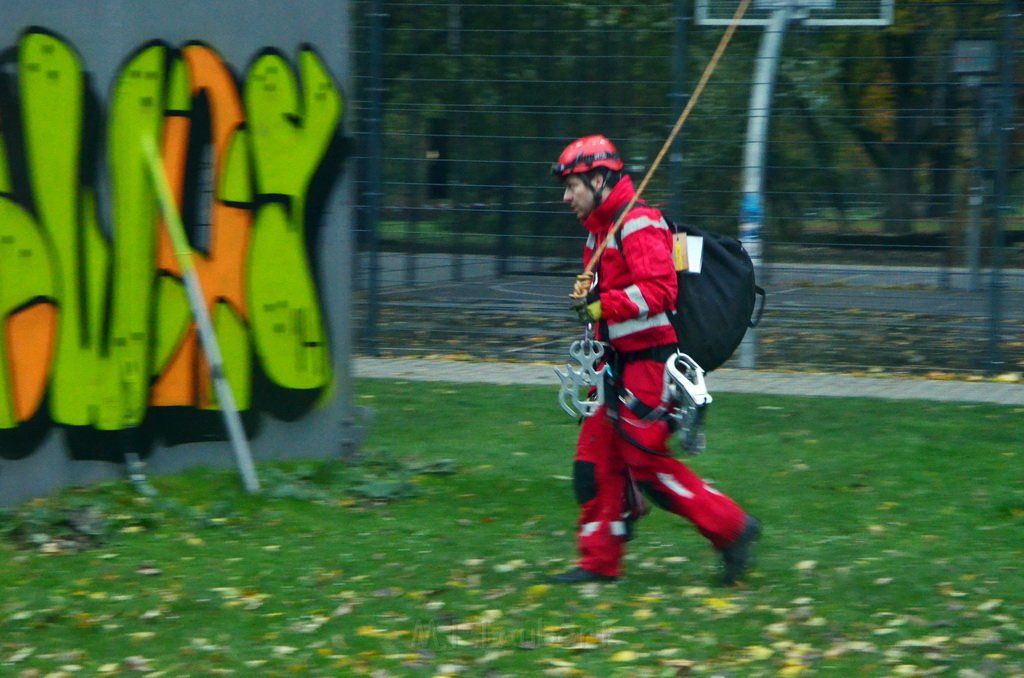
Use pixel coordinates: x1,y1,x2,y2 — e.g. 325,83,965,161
573,359,747,577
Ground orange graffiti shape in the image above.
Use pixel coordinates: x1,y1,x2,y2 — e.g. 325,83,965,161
152,44,251,408
5,302,57,421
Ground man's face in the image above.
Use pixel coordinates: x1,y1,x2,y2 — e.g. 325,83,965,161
562,174,600,221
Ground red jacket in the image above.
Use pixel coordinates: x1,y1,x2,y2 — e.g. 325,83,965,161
582,175,678,354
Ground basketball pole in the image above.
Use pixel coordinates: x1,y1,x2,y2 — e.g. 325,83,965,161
737,4,794,369
141,135,261,494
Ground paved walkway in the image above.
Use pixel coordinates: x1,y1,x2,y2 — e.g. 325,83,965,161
353,357,1024,406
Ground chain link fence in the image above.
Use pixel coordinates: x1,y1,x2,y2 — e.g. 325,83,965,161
350,0,1022,377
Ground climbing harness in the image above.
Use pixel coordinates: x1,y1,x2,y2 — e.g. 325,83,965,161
552,348,712,458
554,323,713,455
608,351,713,456
618,352,716,454
554,322,608,418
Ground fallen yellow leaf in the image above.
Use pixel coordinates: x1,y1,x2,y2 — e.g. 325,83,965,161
356,626,384,636
745,645,774,660
703,597,737,611
526,584,551,597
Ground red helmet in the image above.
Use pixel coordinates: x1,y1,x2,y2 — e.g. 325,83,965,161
551,135,624,177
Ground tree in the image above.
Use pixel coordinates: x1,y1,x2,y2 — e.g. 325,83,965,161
830,0,1003,233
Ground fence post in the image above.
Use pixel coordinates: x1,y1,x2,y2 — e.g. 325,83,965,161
988,0,1018,374
497,25,512,277
669,0,690,222
364,0,385,355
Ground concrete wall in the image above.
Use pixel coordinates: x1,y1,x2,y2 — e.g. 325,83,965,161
0,0,358,505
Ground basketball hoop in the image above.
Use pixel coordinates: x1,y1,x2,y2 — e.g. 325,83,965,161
697,0,892,27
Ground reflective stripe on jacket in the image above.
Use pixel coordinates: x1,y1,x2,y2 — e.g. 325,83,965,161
581,175,678,354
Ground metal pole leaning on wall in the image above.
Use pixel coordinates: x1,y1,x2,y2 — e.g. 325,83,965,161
141,137,261,494
737,3,793,369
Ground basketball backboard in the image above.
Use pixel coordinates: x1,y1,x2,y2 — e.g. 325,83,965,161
696,0,894,27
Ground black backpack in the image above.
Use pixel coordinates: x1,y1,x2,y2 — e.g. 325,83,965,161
614,212,765,372
666,220,765,371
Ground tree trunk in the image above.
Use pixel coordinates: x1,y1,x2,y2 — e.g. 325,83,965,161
882,160,917,234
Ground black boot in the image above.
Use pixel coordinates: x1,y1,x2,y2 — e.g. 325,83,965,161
549,567,618,584
721,516,761,586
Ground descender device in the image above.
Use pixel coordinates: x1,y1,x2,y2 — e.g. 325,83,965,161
554,322,607,419
661,351,713,454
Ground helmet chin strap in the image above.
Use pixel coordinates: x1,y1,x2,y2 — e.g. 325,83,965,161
584,170,620,213
586,176,604,210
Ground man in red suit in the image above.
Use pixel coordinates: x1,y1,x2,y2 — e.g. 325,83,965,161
550,134,760,585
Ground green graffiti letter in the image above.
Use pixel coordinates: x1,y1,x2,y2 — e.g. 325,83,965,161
244,48,340,389
17,31,110,427
102,45,168,429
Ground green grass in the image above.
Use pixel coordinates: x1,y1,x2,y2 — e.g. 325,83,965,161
2,379,1023,676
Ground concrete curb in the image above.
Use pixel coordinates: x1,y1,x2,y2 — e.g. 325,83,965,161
353,358,1024,407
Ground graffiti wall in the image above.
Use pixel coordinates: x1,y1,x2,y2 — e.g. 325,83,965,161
0,0,356,505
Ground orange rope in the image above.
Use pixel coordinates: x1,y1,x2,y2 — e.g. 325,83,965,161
579,0,753,280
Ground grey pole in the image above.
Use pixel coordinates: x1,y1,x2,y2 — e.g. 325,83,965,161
738,4,792,368
142,138,260,494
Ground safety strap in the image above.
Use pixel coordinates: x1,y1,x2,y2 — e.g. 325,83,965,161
610,199,649,251
617,344,678,365
611,408,673,459
602,348,677,458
